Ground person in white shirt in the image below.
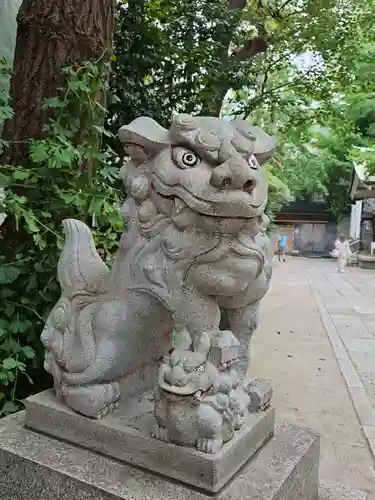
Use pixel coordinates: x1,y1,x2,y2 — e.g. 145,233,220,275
334,235,352,273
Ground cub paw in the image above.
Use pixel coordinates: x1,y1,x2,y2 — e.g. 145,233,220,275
196,437,223,454
152,424,169,442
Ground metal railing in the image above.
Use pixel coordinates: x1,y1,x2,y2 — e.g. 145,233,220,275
349,239,361,255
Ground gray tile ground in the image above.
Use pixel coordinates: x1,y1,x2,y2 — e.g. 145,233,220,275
251,257,375,499
308,261,375,425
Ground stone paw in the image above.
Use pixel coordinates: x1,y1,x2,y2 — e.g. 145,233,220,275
94,399,120,419
245,378,273,413
196,437,222,454
61,381,121,419
152,424,169,442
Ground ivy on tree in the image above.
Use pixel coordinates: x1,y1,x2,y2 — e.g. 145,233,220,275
0,61,122,415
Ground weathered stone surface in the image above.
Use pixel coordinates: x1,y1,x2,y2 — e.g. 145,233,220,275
13,115,319,499
40,114,276,453
25,389,275,492
358,254,375,269
0,412,319,500
320,485,368,500
330,314,375,341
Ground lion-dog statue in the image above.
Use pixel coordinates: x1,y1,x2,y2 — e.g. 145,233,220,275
41,114,275,452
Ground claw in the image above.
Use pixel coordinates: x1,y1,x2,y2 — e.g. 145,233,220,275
152,424,169,441
196,437,222,454
94,398,121,419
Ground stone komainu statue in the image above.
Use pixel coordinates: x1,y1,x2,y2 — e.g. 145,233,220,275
41,114,275,453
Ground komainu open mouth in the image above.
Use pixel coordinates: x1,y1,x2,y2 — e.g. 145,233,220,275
150,174,265,219
151,181,187,215
151,181,173,199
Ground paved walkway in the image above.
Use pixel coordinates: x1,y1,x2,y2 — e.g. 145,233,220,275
251,257,375,499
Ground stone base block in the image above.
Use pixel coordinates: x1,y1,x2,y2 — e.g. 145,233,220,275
358,254,375,269
0,412,319,500
24,390,275,492
320,486,368,500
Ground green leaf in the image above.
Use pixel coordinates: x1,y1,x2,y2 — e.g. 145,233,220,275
93,125,105,134
23,211,39,233
22,346,35,359
0,266,21,284
89,196,104,215
4,304,15,316
0,171,9,187
0,319,9,330
0,105,14,121
2,358,19,370
25,274,38,292
1,287,12,298
264,17,279,34
12,169,30,180
1,401,20,415
42,98,65,109
92,125,113,137
59,148,77,165
30,141,49,163
2,338,21,353
9,319,28,335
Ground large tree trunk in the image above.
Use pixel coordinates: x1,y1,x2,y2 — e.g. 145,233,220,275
0,0,116,254
1,0,116,167
200,82,231,117
199,4,268,117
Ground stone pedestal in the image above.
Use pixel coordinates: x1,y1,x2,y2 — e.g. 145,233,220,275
24,390,275,493
358,254,375,269
0,407,320,500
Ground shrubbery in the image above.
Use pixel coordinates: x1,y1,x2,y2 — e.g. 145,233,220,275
0,59,123,415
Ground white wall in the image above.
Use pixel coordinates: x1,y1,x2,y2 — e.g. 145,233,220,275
349,201,362,239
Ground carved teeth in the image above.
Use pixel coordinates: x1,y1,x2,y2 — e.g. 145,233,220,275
194,390,203,401
174,198,185,215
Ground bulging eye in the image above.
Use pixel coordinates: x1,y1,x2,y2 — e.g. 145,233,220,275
196,364,206,374
172,147,200,169
248,154,258,170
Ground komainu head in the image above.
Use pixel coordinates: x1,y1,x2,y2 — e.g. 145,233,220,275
119,114,276,222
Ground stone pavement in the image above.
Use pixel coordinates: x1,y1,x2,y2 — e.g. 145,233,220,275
251,257,375,499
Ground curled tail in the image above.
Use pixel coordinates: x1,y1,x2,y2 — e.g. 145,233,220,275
58,219,109,295
42,219,110,375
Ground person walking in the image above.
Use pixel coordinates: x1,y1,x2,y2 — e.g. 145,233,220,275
334,234,352,273
277,234,288,262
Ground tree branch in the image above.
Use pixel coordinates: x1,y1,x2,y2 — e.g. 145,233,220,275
242,62,322,118
230,36,268,62
275,0,295,16
258,67,269,98
228,0,247,11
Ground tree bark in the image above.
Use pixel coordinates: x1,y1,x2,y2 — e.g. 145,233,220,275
200,36,268,117
200,82,231,117
199,7,268,117
0,0,116,254
1,0,116,167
